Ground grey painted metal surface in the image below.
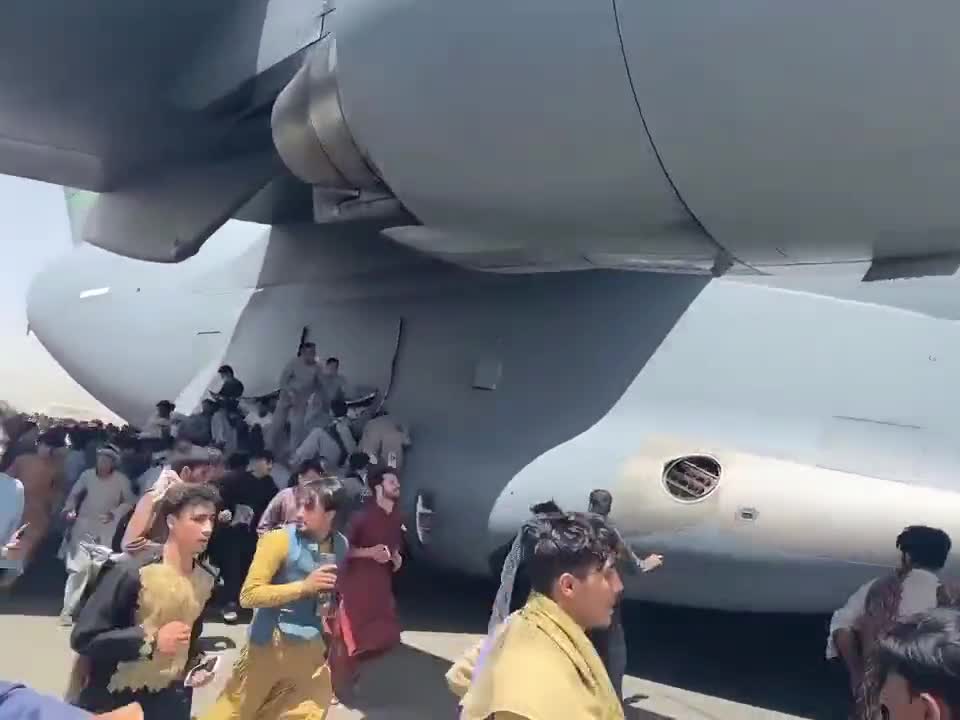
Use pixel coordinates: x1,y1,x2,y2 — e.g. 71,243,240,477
28,216,960,612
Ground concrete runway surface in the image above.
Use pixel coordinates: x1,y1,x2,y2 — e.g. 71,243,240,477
0,543,848,719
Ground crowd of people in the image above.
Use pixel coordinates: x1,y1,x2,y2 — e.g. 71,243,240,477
0,344,958,720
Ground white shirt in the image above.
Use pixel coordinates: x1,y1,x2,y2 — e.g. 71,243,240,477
826,568,941,658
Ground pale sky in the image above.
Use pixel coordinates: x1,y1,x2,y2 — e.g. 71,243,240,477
0,175,120,421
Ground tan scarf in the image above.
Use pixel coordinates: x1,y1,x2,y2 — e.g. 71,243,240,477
460,593,624,720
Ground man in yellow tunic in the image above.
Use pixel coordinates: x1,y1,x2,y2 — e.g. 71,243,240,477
453,512,625,720
200,477,347,720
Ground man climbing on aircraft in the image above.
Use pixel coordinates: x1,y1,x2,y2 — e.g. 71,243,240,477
271,343,323,458
828,525,956,720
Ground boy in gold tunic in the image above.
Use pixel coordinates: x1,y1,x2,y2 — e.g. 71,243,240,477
70,483,220,720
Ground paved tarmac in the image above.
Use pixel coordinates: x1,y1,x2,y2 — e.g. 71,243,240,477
0,542,847,719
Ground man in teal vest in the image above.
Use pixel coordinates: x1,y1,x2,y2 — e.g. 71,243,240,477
200,476,348,720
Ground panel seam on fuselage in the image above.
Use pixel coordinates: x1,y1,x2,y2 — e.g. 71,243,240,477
609,0,753,274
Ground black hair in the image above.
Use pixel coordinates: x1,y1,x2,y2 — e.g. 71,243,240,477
218,365,234,377
347,452,370,473
326,357,339,365
296,476,346,513
530,500,562,515
226,452,249,471
368,464,399,490
252,449,274,463
292,459,327,487
525,512,619,596
897,526,952,571
588,489,613,517
159,482,221,522
877,608,960,716
331,398,348,418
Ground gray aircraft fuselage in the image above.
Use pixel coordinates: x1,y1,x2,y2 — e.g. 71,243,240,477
27,220,960,613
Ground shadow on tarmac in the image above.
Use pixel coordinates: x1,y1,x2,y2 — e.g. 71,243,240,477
2,541,848,719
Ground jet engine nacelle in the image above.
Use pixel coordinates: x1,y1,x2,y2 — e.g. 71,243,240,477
270,0,960,277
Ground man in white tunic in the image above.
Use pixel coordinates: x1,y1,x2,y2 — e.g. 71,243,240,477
59,445,136,625
827,525,956,720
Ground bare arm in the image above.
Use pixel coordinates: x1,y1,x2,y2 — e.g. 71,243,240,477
122,492,157,550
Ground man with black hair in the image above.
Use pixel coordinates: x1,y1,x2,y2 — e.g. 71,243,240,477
257,460,329,534
212,450,278,623
456,512,625,719
70,483,220,720
291,398,357,472
877,608,960,720
337,466,404,692
829,525,956,720
200,477,347,720
214,366,245,407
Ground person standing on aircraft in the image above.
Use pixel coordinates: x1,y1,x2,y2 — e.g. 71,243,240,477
256,460,328,535
210,450,278,623
199,477,346,720
453,512,625,720
291,398,356,472
70,483,219,720
271,342,323,457
828,525,956,720
6,431,64,572
316,357,348,418
586,489,663,701
59,445,136,625
337,466,405,694
876,608,960,720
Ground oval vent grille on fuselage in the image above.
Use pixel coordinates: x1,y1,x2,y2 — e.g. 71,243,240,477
662,455,721,502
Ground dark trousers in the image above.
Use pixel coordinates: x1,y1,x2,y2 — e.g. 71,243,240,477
211,526,258,605
78,683,192,720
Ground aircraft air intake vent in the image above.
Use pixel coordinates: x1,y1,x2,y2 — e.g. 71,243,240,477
662,455,721,502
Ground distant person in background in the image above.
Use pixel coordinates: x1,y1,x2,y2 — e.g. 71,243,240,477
211,450,278,623
257,460,328,535
0,419,38,472
63,427,92,496
336,452,371,532
59,445,136,625
292,399,356,472
244,398,273,455
272,342,322,457
876,608,960,720
178,400,215,448
359,406,410,470
214,366,245,408
7,431,64,572
317,357,348,417
139,401,175,440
